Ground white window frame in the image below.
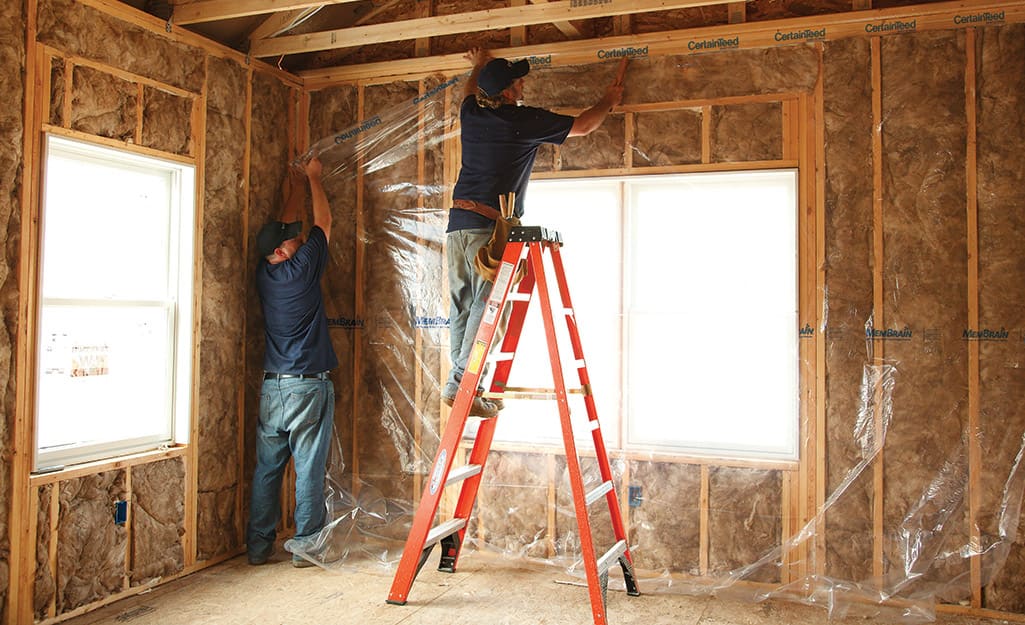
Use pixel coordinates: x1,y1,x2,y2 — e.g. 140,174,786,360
491,170,799,462
34,134,195,470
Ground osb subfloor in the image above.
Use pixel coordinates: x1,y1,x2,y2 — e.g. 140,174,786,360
60,554,1015,625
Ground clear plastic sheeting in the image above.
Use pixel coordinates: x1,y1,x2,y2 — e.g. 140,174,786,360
282,71,1025,623
299,75,462,183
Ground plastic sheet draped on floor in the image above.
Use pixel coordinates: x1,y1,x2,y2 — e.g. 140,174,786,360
282,70,1025,624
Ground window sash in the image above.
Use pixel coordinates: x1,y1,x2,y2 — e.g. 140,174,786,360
34,135,194,470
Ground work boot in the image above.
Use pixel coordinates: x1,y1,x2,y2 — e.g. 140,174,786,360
443,395,499,418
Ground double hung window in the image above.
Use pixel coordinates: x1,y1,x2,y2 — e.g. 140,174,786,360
34,135,195,470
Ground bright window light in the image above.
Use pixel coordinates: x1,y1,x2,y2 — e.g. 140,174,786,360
492,182,622,447
490,171,799,461
626,171,798,460
34,135,195,470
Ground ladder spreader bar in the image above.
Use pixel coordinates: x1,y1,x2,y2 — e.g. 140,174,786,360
585,480,614,507
445,464,483,487
596,539,628,575
425,518,467,549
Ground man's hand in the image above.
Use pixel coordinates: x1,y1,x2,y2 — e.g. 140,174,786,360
603,82,625,111
463,47,494,99
614,58,628,87
305,156,323,180
465,47,492,69
605,58,627,110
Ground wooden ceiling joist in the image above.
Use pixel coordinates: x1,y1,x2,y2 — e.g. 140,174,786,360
249,0,738,57
171,0,361,25
248,7,323,41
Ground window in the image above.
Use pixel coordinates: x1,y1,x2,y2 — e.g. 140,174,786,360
34,135,195,470
492,170,799,461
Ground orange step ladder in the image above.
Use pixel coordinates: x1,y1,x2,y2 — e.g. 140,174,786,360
386,225,640,624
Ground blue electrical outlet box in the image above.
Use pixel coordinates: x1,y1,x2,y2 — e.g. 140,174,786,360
114,500,127,525
628,485,642,508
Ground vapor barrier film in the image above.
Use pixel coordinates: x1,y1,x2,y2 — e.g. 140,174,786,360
279,66,1025,623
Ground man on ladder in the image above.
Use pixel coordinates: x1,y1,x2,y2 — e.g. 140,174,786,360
387,52,637,625
442,47,625,416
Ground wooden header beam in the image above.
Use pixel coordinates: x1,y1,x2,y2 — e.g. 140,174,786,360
171,0,362,25
299,0,1025,87
250,0,739,57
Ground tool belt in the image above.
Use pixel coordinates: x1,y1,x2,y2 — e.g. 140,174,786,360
453,198,501,222
473,193,526,285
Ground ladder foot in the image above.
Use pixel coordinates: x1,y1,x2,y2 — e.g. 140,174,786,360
438,531,462,573
620,556,641,597
385,599,408,606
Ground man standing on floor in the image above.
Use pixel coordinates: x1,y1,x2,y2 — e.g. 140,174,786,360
443,47,625,416
248,156,338,569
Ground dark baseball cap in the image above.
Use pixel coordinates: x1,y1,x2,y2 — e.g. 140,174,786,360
477,58,530,98
256,221,302,257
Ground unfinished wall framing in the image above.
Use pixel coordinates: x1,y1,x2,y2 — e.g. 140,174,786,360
1,0,1024,624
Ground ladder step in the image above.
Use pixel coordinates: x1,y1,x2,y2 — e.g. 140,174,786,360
585,480,614,506
445,464,482,487
596,539,628,576
487,387,584,401
506,291,531,302
425,518,467,549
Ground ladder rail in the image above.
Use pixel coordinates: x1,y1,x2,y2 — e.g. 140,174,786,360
431,241,533,575
529,242,609,624
386,392,468,604
386,241,527,605
549,244,634,555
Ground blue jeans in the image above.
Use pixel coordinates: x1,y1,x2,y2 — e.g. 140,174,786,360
246,377,335,561
444,228,494,400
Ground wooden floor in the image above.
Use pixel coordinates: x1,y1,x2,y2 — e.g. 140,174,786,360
59,552,1014,625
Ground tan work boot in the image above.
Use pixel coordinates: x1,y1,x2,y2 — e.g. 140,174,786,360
443,395,499,418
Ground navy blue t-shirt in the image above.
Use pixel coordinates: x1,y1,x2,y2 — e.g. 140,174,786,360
257,226,339,375
447,96,574,232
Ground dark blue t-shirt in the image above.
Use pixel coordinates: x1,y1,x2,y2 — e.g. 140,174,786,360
447,96,574,232
257,226,339,374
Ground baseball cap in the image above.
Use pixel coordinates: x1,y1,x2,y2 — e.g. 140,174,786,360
477,58,530,98
256,221,302,257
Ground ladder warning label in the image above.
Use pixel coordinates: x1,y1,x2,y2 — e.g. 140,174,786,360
467,340,488,375
490,262,515,305
483,301,500,325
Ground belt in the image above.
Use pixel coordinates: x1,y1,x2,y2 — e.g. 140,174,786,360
264,372,330,380
452,198,501,221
